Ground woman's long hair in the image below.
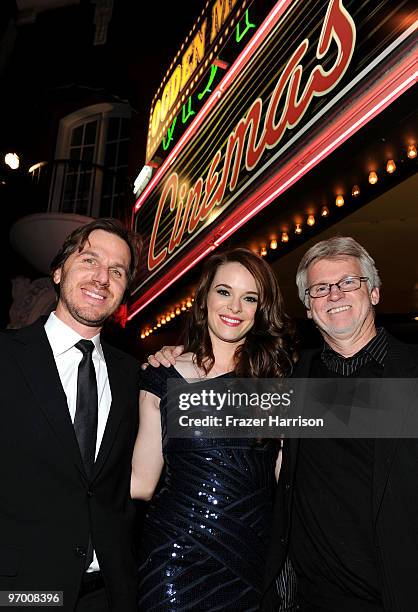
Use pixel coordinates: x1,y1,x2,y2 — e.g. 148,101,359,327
182,248,296,378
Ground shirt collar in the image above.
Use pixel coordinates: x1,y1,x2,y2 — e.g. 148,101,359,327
44,312,105,361
322,327,387,366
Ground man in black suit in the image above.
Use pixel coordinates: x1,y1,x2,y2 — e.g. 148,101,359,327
262,236,418,612
0,218,141,611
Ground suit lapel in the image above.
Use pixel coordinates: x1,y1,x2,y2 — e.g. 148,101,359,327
11,319,86,479
292,349,318,379
287,349,319,479
92,342,128,480
373,334,418,522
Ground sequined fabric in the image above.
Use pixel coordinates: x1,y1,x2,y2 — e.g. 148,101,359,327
137,366,280,611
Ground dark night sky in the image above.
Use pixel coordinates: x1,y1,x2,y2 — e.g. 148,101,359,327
0,0,205,168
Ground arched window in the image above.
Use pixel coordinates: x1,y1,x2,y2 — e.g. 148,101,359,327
51,102,131,217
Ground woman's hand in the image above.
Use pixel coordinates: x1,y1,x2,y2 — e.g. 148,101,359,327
142,345,185,369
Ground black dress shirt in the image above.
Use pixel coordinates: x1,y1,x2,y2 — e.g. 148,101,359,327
320,327,387,376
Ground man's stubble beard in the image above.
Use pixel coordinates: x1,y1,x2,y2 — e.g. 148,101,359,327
58,274,122,328
313,308,373,340
61,296,112,327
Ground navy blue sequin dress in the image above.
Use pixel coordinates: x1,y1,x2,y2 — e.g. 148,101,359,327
137,366,281,611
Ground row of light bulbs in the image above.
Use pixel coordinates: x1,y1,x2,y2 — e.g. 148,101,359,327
140,299,194,339
259,147,417,256
140,144,417,340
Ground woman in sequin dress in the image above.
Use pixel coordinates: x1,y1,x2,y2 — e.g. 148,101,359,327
131,248,296,611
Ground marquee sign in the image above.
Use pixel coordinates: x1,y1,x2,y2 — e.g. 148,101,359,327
130,0,417,317
148,0,356,270
146,0,268,163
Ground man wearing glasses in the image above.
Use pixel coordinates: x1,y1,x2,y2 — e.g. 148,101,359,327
263,236,418,611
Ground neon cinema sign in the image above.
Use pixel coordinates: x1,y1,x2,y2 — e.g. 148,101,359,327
147,0,356,271
130,0,417,316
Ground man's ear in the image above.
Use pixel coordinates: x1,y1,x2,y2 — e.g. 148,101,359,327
306,307,312,319
52,268,62,285
370,287,380,306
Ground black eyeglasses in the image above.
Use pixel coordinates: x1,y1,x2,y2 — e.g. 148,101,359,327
305,276,369,299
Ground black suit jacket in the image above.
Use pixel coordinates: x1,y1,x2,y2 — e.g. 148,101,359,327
262,333,418,612
0,318,140,611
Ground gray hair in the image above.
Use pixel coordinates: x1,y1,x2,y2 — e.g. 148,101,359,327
296,236,381,305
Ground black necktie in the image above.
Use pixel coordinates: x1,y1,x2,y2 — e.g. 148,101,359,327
74,340,98,478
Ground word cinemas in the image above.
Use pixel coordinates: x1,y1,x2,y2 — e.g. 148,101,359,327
148,0,356,270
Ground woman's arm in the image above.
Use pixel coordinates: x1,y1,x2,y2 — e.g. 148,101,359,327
130,389,164,500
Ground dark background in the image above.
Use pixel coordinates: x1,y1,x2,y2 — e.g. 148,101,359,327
0,0,203,329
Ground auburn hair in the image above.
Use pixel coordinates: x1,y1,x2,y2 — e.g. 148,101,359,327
182,248,296,378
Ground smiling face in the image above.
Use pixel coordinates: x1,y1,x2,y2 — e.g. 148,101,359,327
206,262,258,348
306,256,379,351
53,229,131,337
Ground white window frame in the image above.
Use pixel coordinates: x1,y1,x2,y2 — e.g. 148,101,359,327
50,102,131,216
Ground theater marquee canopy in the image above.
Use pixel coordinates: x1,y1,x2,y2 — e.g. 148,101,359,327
129,0,417,320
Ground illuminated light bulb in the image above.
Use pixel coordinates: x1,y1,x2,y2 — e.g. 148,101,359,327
260,246,267,256
145,331,149,337
181,304,186,311
414,316,418,321
368,171,378,185
140,333,145,339
295,223,302,234
321,206,330,216
161,317,166,325
281,232,289,243
171,311,175,318
148,329,153,334
186,299,192,308
407,144,417,159
386,159,396,174
307,214,315,226
153,326,157,330
175,307,181,315
335,195,344,207
166,314,172,320
157,322,161,328
4,152,19,170
270,239,278,249
352,185,360,197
